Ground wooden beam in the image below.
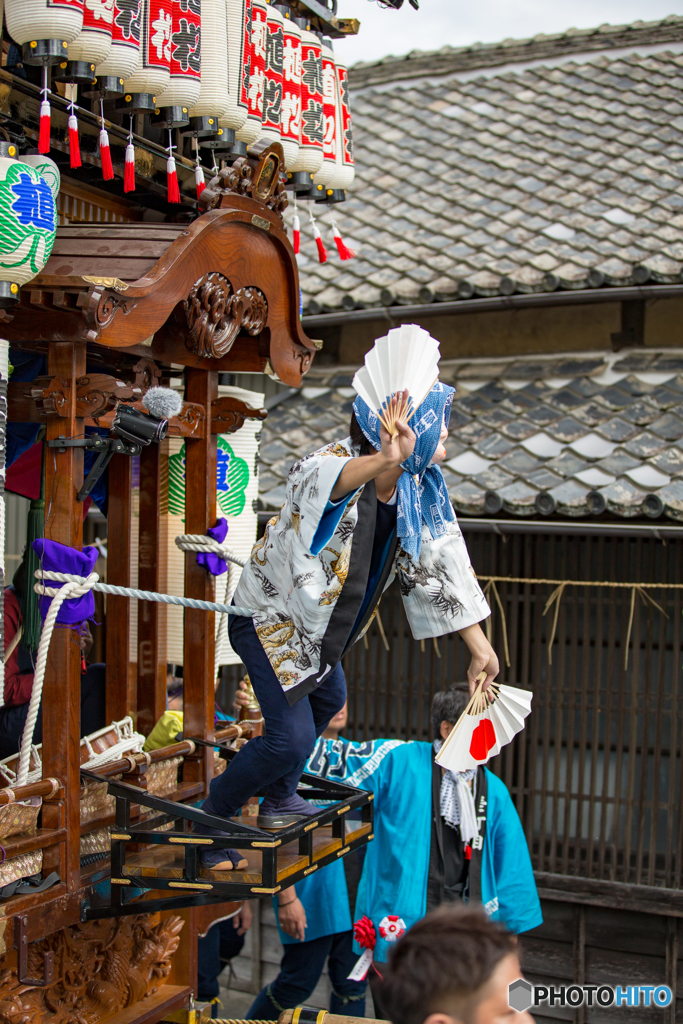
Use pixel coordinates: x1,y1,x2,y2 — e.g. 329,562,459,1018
106,454,134,724
182,369,218,791
136,443,167,737
42,341,86,892
611,299,645,350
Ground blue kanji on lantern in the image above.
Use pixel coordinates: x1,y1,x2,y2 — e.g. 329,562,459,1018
216,445,232,492
11,174,55,233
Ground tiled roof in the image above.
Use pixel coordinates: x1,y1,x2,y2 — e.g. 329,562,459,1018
292,17,683,314
257,348,683,522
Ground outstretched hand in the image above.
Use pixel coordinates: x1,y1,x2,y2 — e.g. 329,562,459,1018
380,390,416,467
458,623,500,694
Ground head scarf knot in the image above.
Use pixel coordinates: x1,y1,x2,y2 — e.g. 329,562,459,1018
353,381,456,561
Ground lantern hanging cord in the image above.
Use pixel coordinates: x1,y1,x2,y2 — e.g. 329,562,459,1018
99,98,105,131
128,115,134,146
41,66,49,105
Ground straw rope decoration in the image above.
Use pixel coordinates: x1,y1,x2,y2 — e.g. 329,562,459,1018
476,575,674,670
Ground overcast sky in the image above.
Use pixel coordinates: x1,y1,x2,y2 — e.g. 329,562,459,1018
338,0,683,65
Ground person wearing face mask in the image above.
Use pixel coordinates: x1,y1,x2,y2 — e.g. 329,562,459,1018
197,330,497,871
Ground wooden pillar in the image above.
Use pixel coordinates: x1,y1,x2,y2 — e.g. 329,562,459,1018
106,454,134,724
136,443,167,737
183,369,218,790
42,341,86,892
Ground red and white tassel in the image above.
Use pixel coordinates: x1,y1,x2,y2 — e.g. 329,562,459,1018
68,103,81,169
166,130,180,203
124,118,135,193
310,211,327,264
38,68,50,155
331,219,356,260
292,199,300,254
194,137,205,199
99,101,113,180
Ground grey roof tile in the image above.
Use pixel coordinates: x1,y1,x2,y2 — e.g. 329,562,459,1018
600,477,648,515
649,413,683,441
549,479,591,516
595,417,642,443
622,431,670,458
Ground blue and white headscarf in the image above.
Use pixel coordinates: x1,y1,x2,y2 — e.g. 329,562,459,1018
353,381,456,561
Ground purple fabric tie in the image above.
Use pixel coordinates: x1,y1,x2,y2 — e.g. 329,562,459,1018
197,518,228,576
32,539,99,625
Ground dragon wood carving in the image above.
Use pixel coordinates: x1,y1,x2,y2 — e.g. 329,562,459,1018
0,913,184,1024
184,272,268,360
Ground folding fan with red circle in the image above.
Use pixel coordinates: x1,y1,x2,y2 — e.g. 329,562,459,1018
435,674,532,773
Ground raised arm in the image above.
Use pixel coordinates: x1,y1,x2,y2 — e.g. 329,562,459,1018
330,392,416,502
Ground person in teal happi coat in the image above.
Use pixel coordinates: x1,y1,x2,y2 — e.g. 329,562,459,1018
243,683,541,1019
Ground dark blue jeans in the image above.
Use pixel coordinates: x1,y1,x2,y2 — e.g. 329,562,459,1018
246,930,366,1018
204,615,346,820
197,917,246,1016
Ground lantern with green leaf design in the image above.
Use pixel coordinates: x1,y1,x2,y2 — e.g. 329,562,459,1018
169,437,250,518
0,141,56,308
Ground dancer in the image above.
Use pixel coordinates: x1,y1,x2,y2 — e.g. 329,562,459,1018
201,329,497,868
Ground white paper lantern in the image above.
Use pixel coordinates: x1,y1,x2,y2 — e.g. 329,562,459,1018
123,0,171,99
220,0,249,134
235,0,261,145
0,143,57,305
287,24,322,174
279,8,300,168
329,52,354,190
95,0,142,84
155,0,201,111
19,154,60,200
312,38,337,188
6,0,83,62
67,0,114,66
188,0,230,118
259,2,283,147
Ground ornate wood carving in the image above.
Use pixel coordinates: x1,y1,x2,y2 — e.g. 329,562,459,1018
82,284,139,343
184,272,268,360
211,395,268,433
11,375,142,422
76,375,142,420
199,140,288,218
0,913,183,1024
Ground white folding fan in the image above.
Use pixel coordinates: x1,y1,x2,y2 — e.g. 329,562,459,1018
435,674,532,773
352,324,441,438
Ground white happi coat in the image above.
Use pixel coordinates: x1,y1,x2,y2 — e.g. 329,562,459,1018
233,437,490,702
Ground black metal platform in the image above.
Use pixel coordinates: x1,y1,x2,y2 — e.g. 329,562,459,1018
80,740,374,920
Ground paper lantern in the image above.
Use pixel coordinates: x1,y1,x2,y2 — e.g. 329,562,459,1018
162,385,264,668
95,0,143,93
219,0,249,144
120,0,171,113
286,21,322,187
331,52,354,190
19,153,61,200
187,0,230,134
235,0,260,146
6,0,84,65
63,0,114,75
311,38,337,190
278,6,301,168
260,2,284,148
154,0,201,128
236,0,266,145
0,141,56,307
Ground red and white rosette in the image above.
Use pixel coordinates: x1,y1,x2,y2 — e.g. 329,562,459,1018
312,37,337,190
96,0,143,83
279,12,301,168
156,0,201,110
347,916,377,982
260,2,284,148
288,24,323,175
123,0,171,99
379,915,406,943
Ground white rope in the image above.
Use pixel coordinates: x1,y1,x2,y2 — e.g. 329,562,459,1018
33,570,254,616
174,533,247,568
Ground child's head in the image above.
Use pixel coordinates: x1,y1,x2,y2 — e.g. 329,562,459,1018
378,905,531,1024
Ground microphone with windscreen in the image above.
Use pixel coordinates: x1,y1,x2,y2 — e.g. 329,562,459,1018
112,387,183,446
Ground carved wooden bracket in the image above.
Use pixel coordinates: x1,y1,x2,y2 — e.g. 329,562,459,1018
23,376,70,417
13,374,142,421
211,396,268,434
184,273,268,360
199,140,288,219
77,374,142,420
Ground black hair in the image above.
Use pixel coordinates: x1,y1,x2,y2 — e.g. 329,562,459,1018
349,410,374,456
378,905,516,1024
430,682,470,739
